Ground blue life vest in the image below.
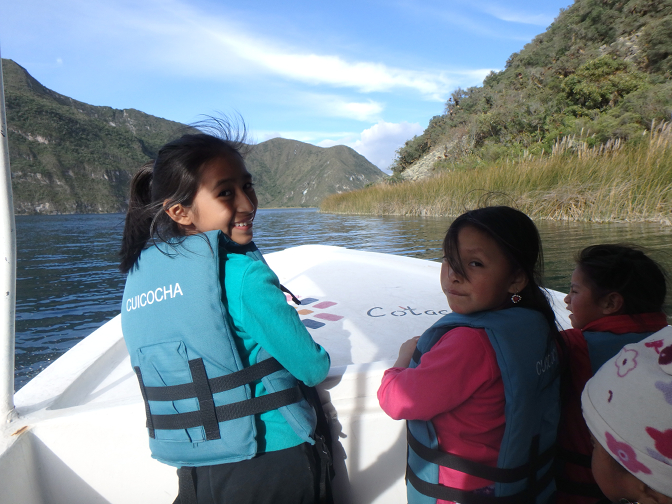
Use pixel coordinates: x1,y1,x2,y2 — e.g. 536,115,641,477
584,330,654,375
121,231,316,468
406,308,560,504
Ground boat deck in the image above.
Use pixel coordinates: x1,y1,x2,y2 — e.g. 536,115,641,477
3,246,572,504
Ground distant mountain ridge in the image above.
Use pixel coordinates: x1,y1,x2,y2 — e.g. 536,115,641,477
2,59,384,214
247,138,384,207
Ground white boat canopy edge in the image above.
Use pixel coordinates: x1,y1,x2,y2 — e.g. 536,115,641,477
0,46,18,425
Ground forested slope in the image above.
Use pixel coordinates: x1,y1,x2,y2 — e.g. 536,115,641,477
393,0,672,177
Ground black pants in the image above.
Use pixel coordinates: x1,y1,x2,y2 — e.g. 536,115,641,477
176,443,320,504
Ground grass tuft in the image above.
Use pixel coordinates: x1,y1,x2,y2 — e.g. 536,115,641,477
320,122,672,225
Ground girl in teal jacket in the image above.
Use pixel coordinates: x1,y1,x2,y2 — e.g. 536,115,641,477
119,120,331,504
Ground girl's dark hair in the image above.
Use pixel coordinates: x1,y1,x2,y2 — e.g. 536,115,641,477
576,244,668,314
119,118,249,273
443,206,558,331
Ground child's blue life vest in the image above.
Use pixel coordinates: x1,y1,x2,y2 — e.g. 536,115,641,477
584,330,654,375
121,230,317,468
406,308,560,504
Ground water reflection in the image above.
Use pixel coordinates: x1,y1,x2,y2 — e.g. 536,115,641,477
13,209,672,389
15,213,127,389
255,209,449,260
257,210,672,296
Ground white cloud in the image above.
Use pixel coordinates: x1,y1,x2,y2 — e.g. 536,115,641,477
308,95,385,122
318,121,424,173
56,0,484,102
342,101,385,121
245,51,453,99
481,5,553,26
185,22,467,100
317,139,341,148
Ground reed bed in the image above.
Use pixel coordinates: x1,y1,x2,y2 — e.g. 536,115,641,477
320,122,672,225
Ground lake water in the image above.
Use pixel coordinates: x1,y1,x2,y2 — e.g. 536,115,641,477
13,208,672,390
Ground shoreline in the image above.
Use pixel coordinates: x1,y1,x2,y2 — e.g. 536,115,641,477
318,208,672,226
319,129,672,227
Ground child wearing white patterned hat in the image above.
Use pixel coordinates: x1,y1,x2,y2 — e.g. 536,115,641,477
582,326,672,503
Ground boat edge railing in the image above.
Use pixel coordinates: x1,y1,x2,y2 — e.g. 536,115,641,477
0,50,17,424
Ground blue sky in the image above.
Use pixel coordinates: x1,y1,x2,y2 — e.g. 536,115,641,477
0,0,572,173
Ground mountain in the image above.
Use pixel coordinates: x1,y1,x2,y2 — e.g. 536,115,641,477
392,0,672,180
247,138,384,207
1,59,384,214
3,59,188,214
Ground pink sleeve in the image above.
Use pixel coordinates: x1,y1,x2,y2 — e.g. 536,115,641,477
377,327,499,421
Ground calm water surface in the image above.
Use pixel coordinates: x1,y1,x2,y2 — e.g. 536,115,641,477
14,209,672,390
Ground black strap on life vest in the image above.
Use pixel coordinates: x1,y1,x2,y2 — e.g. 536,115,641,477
139,357,284,402
299,382,335,504
172,385,334,504
406,425,555,504
411,346,423,365
134,357,303,440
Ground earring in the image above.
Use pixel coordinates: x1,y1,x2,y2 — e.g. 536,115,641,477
511,293,522,304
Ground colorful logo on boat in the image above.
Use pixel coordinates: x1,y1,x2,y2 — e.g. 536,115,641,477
284,295,344,329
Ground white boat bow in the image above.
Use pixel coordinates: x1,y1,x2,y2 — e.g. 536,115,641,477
0,244,571,504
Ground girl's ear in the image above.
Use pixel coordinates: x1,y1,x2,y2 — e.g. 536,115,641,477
600,292,624,315
508,269,529,294
164,201,193,226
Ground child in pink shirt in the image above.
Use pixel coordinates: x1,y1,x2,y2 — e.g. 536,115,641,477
378,206,560,504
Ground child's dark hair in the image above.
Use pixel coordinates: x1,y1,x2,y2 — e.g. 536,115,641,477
443,206,558,330
575,244,667,314
119,119,248,273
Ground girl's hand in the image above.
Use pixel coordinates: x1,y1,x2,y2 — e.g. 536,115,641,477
393,336,421,368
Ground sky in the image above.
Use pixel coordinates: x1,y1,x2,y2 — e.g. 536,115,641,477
0,0,572,173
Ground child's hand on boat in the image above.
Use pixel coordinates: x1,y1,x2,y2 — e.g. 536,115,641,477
394,336,421,368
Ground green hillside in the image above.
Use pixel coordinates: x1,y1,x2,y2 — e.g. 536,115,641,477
2,59,384,214
392,0,672,177
3,59,188,214
248,138,385,207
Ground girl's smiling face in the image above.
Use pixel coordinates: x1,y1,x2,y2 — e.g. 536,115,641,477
564,267,608,329
440,226,527,315
167,154,258,244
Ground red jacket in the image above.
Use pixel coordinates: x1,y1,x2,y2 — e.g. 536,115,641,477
556,313,668,504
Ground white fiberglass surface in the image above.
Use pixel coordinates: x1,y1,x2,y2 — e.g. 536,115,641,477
15,246,570,415
267,245,571,368
14,315,138,413
266,245,449,367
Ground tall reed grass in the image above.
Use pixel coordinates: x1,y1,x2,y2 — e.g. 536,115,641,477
320,122,672,225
